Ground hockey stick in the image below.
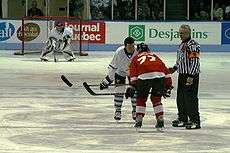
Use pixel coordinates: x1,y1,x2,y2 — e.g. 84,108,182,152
83,82,126,96
61,75,73,87
83,82,172,97
61,75,129,87
53,49,58,62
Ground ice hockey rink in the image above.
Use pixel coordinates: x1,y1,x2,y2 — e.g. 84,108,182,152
0,51,229,153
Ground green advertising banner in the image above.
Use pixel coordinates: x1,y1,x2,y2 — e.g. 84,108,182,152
106,22,221,45
128,25,145,41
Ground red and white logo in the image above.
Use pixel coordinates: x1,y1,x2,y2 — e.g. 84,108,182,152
66,21,105,44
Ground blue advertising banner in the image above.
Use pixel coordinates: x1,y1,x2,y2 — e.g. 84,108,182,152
221,22,230,44
0,22,15,41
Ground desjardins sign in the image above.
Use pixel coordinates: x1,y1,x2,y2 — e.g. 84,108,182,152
149,28,208,41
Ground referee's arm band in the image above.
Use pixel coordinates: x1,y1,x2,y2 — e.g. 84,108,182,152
188,52,200,59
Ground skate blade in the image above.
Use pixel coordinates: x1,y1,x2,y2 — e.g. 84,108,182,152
156,127,165,132
172,123,186,127
115,119,122,123
135,127,141,132
41,59,48,62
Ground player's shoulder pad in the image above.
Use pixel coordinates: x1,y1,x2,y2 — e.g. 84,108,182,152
115,45,125,53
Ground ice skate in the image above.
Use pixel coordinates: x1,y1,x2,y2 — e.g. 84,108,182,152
132,111,136,120
67,57,75,62
172,119,187,127
155,117,165,132
40,56,48,62
134,115,143,131
185,121,201,129
114,111,121,121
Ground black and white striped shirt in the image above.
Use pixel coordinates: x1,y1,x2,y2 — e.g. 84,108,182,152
174,38,200,75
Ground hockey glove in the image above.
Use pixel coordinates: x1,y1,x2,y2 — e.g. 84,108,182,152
63,35,71,41
163,86,174,98
100,76,113,90
168,66,177,74
125,86,136,99
115,73,126,85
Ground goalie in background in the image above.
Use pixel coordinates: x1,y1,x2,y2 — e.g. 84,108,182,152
40,21,75,62
99,37,138,121
126,43,173,131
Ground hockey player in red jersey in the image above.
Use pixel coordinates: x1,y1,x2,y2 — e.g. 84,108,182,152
125,43,173,131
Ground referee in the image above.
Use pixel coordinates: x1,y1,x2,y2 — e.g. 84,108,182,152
169,24,201,129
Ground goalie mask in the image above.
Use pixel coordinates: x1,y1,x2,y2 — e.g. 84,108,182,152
54,21,65,33
137,43,150,53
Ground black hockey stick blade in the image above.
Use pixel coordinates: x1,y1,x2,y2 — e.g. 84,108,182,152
61,75,73,87
61,74,129,88
83,82,97,95
83,82,125,96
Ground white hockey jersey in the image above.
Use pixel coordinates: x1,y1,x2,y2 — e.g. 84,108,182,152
107,45,138,81
49,27,73,41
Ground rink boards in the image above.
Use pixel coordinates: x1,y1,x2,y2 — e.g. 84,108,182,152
0,20,230,52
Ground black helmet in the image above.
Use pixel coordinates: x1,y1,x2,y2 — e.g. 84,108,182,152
137,43,150,52
54,20,65,27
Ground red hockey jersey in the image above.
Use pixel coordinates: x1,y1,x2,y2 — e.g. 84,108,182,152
129,52,172,87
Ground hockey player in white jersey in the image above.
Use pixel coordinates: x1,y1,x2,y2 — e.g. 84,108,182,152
40,21,75,62
100,37,138,121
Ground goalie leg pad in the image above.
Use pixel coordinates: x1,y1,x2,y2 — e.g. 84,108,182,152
41,38,57,59
40,42,53,60
46,37,59,51
62,42,75,61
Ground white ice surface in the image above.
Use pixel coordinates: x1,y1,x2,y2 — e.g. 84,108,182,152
0,51,229,153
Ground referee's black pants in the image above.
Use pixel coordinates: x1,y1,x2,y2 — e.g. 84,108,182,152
176,73,200,124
